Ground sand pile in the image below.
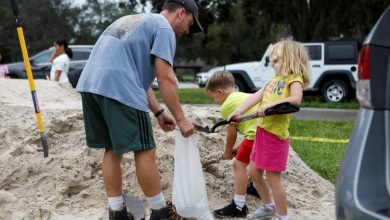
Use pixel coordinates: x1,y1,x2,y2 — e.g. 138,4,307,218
0,79,335,220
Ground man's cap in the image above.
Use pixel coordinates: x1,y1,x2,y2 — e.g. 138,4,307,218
167,0,203,33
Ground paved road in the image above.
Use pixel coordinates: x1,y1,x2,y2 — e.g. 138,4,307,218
293,108,358,121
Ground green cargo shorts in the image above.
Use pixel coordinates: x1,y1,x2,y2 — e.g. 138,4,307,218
80,92,156,155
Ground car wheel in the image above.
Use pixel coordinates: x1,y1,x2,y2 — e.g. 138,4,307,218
321,79,349,102
235,78,246,92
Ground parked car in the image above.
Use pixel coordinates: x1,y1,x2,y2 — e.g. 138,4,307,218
6,45,93,88
195,66,224,87
336,6,390,220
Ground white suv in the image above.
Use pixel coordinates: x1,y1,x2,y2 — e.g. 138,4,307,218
196,66,224,87
205,42,359,102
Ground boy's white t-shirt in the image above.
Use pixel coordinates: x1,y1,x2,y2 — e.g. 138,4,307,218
50,54,70,83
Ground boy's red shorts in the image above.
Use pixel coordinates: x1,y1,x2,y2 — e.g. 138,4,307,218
235,138,254,164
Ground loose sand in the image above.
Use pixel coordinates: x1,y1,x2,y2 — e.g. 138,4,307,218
0,79,335,220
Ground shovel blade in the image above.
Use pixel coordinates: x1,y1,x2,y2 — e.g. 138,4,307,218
193,123,213,133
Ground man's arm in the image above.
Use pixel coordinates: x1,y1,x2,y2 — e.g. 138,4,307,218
154,57,194,137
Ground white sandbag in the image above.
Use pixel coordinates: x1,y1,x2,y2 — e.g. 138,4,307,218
172,130,213,220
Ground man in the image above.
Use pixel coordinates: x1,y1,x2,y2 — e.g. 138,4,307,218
76,0,202,219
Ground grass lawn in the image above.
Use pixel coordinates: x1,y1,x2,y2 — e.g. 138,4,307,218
289,119,354,184
154,88,360,109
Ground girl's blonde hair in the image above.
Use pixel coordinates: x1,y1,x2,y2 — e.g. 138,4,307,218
270,40,310,87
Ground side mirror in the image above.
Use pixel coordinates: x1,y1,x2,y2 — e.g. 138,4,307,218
265,56,270,67
29,59,35,65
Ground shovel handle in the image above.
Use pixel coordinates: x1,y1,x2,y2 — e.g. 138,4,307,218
234,112,258,123
10,0,22,26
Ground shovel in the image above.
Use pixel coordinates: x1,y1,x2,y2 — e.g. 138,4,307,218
10,0,49,157
194,102,299,133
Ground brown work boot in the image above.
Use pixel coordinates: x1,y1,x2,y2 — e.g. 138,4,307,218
150,202,195,220
109,206,134,220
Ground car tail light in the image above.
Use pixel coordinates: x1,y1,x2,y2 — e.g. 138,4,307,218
356,45,372,108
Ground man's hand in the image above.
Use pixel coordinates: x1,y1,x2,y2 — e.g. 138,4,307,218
177,119,194,137
156,112,176,132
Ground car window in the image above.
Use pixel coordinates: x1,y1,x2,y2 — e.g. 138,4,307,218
32,51,52,64
306,45,321,60
72,51,91,61
328,45,355,61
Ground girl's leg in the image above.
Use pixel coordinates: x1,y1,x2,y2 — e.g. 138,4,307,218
233,159,249,195
266,171,287,216
248,161,272,203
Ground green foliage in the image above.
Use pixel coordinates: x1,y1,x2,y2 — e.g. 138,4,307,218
0,0,136,62
290,119,354,184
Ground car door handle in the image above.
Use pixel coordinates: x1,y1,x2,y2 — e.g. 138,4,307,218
312,64,321,67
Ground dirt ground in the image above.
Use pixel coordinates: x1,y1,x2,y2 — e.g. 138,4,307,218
0,79,335,219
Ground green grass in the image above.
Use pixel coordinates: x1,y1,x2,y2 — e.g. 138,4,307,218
302,96,359,109
289,120,354,184
155,88,360,108
155,88,213,104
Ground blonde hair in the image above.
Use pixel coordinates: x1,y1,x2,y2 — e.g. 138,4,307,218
270,40,310,87
205,71,235,91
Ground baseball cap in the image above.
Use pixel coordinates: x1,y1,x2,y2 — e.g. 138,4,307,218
167,0,203,33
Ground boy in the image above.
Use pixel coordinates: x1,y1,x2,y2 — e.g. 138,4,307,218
205,71,259,218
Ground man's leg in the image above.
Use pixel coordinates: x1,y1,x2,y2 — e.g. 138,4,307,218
134,148,167,212
134,148,161,196
103,148,123,196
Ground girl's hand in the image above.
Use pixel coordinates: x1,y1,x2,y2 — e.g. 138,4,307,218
257,104,273,117
228,111,242,122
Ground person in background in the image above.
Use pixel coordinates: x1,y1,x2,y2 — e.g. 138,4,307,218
0,51,9,78
231,40,310,220
76,0,202,219
49,37,72,83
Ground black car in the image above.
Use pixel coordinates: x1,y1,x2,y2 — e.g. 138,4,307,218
6,45,93,88
336,6,390,220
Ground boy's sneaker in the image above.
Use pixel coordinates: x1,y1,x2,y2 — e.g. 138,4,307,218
246,182,261,198
213,200,248,218
247,205,275,219
150,202,194,220
109,206,134,220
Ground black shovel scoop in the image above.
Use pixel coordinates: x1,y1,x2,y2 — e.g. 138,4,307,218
194,102,299,133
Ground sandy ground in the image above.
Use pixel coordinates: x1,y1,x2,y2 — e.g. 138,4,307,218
0,79,335,220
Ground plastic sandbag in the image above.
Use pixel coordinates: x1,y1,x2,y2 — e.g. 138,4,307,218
172,130,213,220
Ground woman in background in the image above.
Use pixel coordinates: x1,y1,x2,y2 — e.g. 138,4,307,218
49,37,73,83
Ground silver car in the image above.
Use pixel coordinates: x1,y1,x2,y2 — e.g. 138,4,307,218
336,6,390,220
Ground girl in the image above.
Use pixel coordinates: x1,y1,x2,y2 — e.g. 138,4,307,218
231,40,310,220
49,37,73,83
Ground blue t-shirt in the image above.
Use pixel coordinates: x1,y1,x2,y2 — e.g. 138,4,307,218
76,13,176,111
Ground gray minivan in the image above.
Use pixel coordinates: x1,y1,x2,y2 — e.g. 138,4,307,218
336,6,390,220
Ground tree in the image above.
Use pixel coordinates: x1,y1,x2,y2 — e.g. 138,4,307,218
242,0,390,42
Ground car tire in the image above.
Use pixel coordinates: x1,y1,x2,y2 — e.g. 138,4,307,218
321,79,349,102
234,78,247,92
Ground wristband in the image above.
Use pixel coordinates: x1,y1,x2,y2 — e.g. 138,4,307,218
154,108,165,118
